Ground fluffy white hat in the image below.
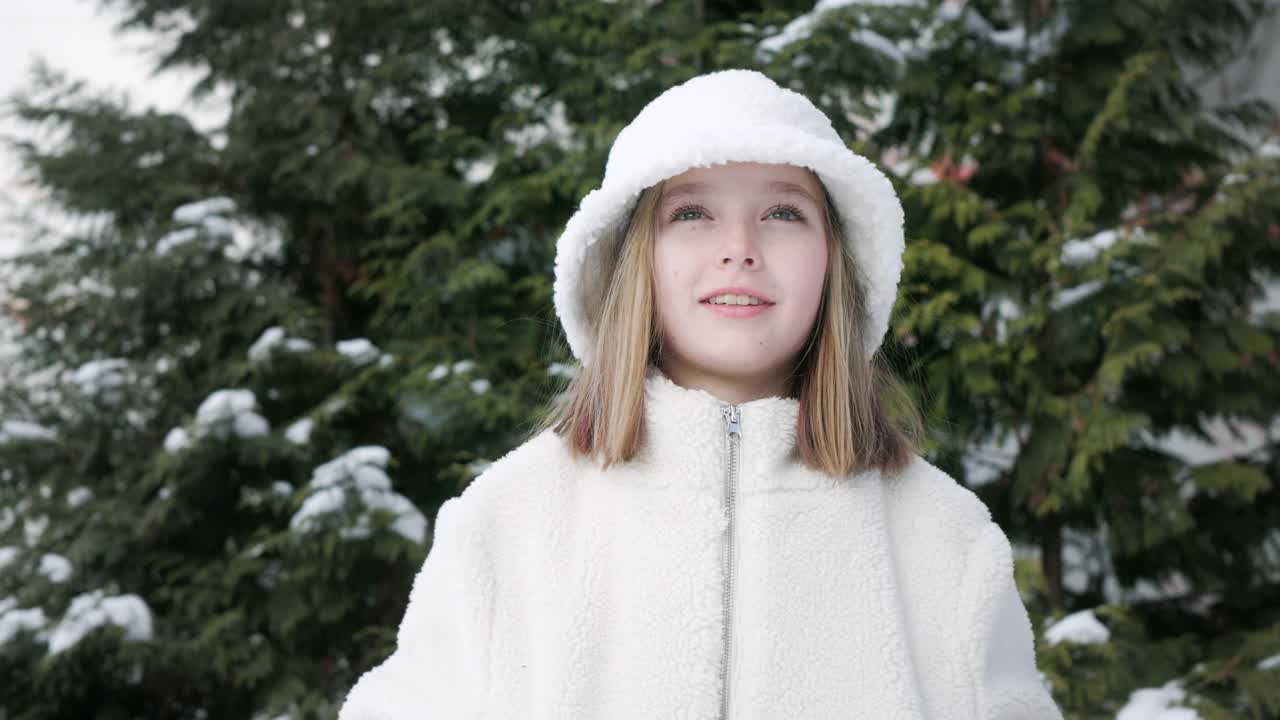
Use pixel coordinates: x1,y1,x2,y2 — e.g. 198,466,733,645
552,68,905,366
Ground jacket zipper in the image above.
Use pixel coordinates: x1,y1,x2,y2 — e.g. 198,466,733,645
718,403,741,720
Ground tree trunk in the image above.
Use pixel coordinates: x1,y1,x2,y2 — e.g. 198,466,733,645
1041,513,1064,612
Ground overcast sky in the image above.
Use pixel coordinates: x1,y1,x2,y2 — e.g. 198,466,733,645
0,0,226,256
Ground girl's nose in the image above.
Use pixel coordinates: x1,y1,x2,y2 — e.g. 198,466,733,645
719,219,760,268
721,254,756,267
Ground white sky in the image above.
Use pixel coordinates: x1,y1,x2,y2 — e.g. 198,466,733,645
0,0,226,257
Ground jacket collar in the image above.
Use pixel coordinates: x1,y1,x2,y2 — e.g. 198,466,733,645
632,366,840,493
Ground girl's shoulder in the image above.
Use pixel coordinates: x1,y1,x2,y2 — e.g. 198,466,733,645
880,453,995,551
446,428,576,520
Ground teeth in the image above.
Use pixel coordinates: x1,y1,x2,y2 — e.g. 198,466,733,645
706,294,764,306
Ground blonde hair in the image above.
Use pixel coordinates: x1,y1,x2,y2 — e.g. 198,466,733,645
535,173,922,478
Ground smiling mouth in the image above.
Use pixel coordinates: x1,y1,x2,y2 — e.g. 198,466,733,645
700,300,774,307
699,294,776,307
700,300,774,317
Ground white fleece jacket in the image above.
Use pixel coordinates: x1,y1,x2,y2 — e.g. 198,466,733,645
338,369,1062,719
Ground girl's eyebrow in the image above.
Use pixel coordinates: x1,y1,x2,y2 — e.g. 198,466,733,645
765,180,819,204
660,182,713,204
660,180,819,205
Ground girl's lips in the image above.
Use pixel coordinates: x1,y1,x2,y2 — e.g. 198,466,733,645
700,301,773,318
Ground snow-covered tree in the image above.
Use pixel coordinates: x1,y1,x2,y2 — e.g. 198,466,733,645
0,1,586,716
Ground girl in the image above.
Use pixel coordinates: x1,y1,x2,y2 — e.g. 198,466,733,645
339,69,1062,719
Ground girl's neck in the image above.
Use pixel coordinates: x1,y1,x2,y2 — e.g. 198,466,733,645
652,361,792,405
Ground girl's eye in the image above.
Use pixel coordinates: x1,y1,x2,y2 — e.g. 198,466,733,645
667,203,806,223
768,204,806,222
669,204,707,222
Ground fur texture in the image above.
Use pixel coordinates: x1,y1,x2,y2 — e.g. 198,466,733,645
551,69,906,365
338,369,1062,719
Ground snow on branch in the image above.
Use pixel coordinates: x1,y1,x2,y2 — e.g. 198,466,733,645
1043,608,1111,646
47,590,153,655
289,446,426,544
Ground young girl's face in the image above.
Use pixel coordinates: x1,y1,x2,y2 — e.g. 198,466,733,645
652,161,829,400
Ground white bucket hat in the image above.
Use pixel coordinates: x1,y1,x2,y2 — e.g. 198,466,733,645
552,68,905,367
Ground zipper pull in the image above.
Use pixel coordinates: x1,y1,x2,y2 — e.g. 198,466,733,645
721,404,741,436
